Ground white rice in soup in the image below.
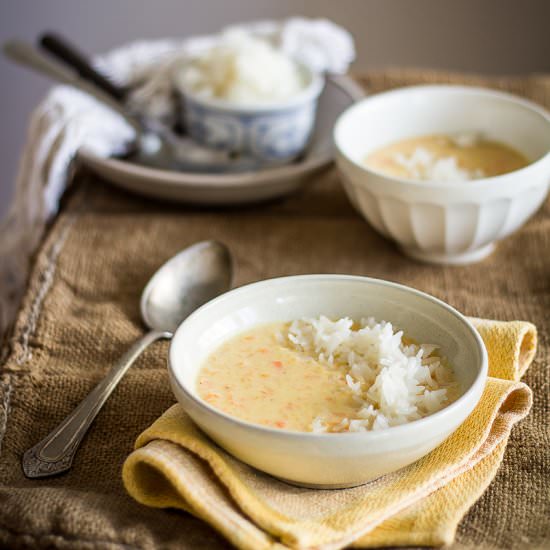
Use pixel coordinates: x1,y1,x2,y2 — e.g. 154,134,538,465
286,316,457,432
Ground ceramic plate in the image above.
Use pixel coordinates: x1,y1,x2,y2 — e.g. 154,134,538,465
77,75,365,205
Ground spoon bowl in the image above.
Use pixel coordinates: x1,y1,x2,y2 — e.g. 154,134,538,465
141,241,233,333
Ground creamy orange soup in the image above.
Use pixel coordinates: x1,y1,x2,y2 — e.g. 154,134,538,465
197,323,358,431
365,134,529,181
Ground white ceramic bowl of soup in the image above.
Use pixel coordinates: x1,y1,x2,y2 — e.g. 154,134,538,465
168,275,487,488
334,85,550,264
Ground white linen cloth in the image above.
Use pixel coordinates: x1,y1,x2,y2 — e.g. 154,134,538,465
0,19,355,337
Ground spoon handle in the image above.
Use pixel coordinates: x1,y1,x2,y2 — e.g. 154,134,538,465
39,32,128,101
22,329,171,478
2,40,142,135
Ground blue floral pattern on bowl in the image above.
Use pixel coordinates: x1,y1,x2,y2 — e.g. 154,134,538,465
185,99,319,162
179,70,324,163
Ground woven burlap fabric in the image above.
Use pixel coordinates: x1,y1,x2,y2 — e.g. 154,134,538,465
0,70,549,549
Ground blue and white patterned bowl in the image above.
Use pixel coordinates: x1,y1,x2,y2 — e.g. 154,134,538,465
176,65,324,163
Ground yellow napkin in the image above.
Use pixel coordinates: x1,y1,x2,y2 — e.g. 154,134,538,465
123,319,536,549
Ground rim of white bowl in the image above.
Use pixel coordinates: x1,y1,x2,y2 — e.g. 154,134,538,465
169,274,488,441
175,63,325,113
333,84,550,190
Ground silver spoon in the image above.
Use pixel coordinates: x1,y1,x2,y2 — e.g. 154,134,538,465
2,40,262,173
22,240,232,478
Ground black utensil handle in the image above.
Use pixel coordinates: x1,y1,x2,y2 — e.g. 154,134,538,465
40,32,127,101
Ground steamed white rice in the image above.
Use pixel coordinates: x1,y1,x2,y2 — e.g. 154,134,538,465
286,316,456,432
393,146,485,182
178,29,306,104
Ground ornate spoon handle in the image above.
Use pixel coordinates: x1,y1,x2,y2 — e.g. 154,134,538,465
22,330,171,478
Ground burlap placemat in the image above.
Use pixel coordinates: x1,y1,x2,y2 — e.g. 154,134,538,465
0,70,549,549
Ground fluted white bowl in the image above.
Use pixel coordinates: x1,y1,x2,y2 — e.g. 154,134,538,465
168,275,487,488
334,85,550,264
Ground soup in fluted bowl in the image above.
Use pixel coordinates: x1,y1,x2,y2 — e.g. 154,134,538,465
334,85,550,265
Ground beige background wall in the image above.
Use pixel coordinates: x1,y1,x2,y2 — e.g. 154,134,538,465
1,0,549,217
